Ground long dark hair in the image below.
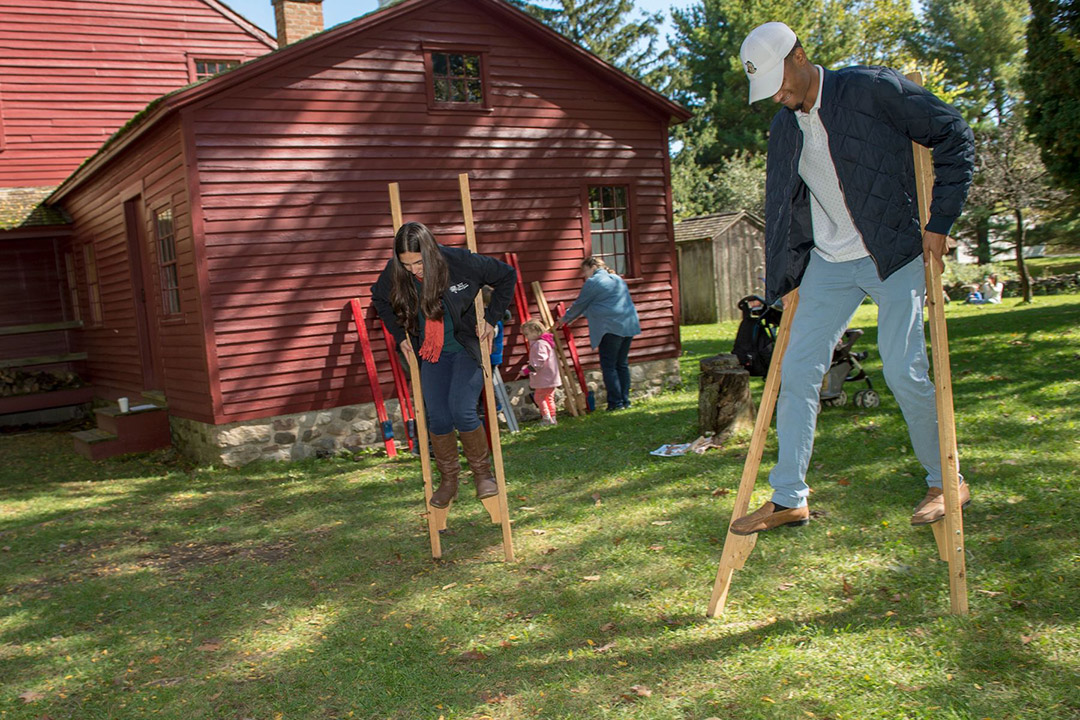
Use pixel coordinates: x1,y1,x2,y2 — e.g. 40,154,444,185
388,222,449,336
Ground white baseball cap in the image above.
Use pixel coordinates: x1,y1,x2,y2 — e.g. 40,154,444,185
740,22,798,104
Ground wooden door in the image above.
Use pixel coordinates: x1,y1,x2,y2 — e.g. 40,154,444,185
123,198,163,390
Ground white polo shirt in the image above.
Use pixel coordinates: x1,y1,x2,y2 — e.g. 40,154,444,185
795,65,869,263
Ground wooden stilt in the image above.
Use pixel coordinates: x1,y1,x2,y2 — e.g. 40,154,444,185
349,298,397,458
556,301,594,412
458,174,515,560
530,281,586,416
707,290,799,618
908,72,968,615
389,183,445,556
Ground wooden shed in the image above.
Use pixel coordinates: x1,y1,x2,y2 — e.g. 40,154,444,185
674,211,765,324
43,0,691,462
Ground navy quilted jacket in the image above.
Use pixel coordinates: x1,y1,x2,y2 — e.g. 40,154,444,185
763,65,974,303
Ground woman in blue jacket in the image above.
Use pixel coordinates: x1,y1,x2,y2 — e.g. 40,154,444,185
371,222,516,508
557,257,641,411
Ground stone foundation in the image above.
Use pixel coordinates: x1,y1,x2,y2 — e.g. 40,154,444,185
170,356,680,466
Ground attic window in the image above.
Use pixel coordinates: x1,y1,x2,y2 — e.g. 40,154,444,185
429,52,484,106
193,58,240,81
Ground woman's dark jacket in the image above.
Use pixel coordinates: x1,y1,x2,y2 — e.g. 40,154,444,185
370,245,516,367
763,65,975,303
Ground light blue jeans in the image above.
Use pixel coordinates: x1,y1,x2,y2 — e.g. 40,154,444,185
768,253,945,509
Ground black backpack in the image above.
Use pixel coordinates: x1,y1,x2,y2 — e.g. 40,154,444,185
731,296,782,377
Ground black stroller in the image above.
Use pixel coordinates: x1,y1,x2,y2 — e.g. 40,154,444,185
731,295,880,409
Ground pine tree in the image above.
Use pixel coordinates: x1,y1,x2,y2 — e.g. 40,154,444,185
1023,0,1080,194
508,0,668,85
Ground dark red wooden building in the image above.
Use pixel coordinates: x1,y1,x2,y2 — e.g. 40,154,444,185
0,0,274,432
21,0,691,462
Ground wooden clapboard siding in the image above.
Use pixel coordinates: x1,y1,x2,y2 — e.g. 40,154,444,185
0,236,84,369
0,0,274,188
60,119,215,421
184,0,680,423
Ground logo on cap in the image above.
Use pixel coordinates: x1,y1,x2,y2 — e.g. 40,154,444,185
745,60,757,74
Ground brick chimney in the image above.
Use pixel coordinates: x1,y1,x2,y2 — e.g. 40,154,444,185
272,0,324,46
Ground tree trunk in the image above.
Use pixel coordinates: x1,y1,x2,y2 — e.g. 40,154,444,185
976,214,992,265
1015,208,1032,303
698,354,755,439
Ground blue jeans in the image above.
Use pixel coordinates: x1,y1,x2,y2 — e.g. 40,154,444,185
769,254,947,509
420,350,484,435
597,334,633,410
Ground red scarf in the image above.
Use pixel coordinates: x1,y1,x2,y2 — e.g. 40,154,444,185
419,315,444,363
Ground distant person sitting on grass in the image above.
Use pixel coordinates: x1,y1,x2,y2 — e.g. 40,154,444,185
966,274,1002,305
981,273,1003,304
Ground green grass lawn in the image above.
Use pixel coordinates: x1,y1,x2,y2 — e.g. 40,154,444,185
2,294,1079,720
1008,254,1080,278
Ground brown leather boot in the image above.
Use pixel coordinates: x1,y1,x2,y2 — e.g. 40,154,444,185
428,432,461,508
458,426,498,500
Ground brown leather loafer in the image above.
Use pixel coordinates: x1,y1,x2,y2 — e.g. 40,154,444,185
730,501,810,536
911,482,970,526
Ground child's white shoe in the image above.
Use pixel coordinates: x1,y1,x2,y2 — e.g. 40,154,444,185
540,415,557,426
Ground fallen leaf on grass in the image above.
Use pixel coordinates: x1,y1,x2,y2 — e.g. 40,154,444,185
778,582,796,591
541,547,557,555
459,650,488,661
18,690,45,703
1020,634,1035,645
619,684,653,701
977,590,1004,597
582,575,601,581
648,545,664,551
591,493,602,505
651,520,672,526
600,622,617,632
612,536,625,547
594,642,616,653
480,690,507,704
842,576,855,597
837,478,851,486
144,677,186,687
532,529,546,536
196,640,222,652
442,582,458,590
527,564,553,573
711,488,730,497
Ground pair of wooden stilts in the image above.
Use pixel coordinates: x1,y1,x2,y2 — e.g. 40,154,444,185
709,73,969,616
388,174,515,562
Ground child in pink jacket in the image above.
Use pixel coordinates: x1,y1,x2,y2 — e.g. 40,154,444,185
521,319,562,425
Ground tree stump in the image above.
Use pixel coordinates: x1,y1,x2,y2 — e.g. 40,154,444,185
699,353,755,439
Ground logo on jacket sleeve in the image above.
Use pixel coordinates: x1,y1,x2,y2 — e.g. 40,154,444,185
449,282,469,293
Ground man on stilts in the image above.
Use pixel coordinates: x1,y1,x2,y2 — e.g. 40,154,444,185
730,22,976,535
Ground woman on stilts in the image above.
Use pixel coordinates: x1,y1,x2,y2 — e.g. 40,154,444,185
371,221,516,508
